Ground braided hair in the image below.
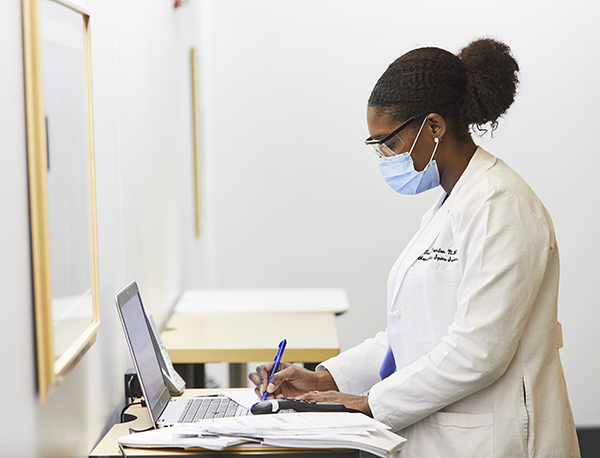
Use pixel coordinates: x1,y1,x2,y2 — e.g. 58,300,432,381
368,38,520,140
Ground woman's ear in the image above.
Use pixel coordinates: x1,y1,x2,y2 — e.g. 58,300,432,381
426,113,446,141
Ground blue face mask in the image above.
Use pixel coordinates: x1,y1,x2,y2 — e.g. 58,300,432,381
378,118,441,195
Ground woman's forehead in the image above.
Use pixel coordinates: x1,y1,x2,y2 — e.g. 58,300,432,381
367,107,403,139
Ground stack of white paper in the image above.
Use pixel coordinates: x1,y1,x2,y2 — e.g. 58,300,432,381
261,428,406,458
200,411,381,436
199,412,406,458
117,412,406,457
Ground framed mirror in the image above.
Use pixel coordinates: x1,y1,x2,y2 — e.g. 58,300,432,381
22,0,100,403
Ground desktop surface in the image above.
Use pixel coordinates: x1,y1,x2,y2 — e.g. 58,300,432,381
90,389,375,458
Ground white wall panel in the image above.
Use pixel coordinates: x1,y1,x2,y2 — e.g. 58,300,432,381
201,0,600,426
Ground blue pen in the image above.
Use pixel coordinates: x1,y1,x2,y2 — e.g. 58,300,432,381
262,339,287,400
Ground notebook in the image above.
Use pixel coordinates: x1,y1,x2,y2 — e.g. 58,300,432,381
115,281,250,427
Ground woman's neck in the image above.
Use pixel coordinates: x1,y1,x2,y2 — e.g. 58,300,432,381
438,137,478,195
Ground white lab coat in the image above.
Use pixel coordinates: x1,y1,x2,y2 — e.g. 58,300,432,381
320,148,579,457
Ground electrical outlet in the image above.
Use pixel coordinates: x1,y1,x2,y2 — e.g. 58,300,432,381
124,369,143,398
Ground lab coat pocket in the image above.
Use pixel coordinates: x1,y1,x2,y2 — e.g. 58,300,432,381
406,411,494,458
396,267,461,343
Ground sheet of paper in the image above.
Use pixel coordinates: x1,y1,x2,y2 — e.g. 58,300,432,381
225,388,261,409
117,427,248,451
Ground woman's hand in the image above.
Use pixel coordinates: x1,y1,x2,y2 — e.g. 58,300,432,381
248,362,338,399
297,391,373,417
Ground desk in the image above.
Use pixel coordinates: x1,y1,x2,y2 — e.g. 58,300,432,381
173,289,350,315
89,389,375,458
161,312,340,387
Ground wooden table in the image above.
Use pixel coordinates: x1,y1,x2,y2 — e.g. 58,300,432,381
161,312,340,388
89,389,373,458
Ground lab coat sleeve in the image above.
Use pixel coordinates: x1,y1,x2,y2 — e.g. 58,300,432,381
317,330,388,395
368,182,554,430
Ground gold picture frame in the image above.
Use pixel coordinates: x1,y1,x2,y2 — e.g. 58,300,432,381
22,0,100,403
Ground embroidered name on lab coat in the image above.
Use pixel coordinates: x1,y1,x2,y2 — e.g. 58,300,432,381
417,247,459,263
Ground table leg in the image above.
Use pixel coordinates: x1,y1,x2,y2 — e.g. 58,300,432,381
174,363,205,388
229,363,246,388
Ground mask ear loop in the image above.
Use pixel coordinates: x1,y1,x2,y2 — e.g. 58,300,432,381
420,137,441,173
407,116,429,156
429,137,440,162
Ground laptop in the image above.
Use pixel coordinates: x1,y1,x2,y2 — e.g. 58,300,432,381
115,281,250,427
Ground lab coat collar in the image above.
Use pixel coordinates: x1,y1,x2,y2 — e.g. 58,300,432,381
444,146,496,207
419,147,495,218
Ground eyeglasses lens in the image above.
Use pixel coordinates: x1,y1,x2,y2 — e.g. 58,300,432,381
372,135,405,158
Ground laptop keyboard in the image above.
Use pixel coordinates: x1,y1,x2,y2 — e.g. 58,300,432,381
178,397,250,422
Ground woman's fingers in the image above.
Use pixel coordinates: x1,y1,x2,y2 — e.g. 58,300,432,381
297,391,373,416
248,361,287,396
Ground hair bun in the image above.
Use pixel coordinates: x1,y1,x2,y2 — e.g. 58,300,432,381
458,38,520,129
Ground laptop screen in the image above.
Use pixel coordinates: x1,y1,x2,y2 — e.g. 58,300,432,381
116,282,170,425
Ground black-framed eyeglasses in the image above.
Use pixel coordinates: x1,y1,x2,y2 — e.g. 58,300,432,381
364,116,416,158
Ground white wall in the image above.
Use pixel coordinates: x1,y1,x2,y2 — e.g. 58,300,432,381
200,0,600,427
0,1,38,452
0,0,206,456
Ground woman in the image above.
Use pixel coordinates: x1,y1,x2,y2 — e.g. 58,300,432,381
249,38,580,457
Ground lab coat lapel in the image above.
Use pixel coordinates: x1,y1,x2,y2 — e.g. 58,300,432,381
388,147,496,310
388,193,449,310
